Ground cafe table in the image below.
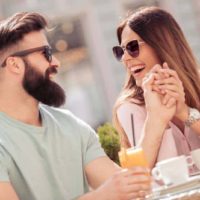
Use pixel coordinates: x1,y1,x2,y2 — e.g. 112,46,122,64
146,173,200,200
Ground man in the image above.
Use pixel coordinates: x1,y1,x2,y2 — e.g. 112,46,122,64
0,12,151,200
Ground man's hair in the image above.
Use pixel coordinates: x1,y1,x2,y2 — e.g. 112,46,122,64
0,12,47,52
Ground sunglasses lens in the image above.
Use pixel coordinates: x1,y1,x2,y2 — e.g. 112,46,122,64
112,46,124,61
44,47,52,62
126,40,139,58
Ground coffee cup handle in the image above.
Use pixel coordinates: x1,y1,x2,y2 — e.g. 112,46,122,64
186,155,194,167
152,167,172,186
151,167,162,181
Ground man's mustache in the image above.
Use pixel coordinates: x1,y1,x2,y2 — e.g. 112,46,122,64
45,66,58,79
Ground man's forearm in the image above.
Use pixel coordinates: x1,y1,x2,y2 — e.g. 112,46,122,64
77,190,104,200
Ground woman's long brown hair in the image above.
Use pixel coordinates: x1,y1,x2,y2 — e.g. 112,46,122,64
113,7,200,148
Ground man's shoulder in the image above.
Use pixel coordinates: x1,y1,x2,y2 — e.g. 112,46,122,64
40,104,94,132
40,104,73,118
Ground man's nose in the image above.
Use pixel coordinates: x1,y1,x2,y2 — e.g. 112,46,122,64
50,55,60,67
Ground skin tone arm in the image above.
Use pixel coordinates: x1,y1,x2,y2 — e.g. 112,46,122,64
78,156,151,200
0,182,20,200
153,64,200,135
0,158,151,200
0,159,150,200
138,73,176,169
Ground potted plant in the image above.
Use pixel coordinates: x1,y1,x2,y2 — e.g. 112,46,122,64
97,123,120,164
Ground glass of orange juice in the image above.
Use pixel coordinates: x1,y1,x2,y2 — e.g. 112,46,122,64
118,147,148,168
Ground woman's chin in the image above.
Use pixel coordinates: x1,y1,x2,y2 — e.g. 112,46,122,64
135,79,142,87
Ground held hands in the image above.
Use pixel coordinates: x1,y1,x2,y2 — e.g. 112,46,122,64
97,167,151,200
142,62,189,123
152,63,188,120
142,66,176,125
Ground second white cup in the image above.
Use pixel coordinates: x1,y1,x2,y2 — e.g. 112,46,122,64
152,155,192,186
190,148,200,170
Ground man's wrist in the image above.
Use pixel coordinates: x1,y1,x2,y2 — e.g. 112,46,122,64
77,191,97,200
77,189,107,200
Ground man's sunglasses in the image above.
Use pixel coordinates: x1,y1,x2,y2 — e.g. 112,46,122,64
1,45,52,67
112,40,144,61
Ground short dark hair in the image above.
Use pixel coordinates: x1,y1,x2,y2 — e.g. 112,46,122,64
0,12,47,51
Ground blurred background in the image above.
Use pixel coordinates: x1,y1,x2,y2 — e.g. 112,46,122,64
1,0,200,129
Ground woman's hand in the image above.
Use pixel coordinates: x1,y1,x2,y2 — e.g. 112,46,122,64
153,63,189,121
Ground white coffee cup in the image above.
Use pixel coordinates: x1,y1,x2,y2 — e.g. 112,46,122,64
190,148,200,170
152,155,192,186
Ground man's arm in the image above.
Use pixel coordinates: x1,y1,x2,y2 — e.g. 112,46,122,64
78,156,151,200
85,156,121,188
0,182,19,200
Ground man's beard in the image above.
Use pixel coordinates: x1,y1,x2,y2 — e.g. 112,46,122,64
22,59,66,107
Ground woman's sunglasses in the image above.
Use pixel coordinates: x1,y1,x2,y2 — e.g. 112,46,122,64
112,40,144,61
1,45,52,67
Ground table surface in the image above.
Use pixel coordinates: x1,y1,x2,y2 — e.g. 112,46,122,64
146,174,200,200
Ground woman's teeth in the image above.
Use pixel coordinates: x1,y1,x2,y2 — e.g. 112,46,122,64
131,66,145,74
134,68,144,73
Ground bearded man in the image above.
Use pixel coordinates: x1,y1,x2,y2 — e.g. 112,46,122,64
0,12,151,200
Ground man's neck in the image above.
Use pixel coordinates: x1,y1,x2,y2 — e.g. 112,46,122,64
0,93,42,127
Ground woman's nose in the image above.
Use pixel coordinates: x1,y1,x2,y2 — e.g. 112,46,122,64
121,49,133,61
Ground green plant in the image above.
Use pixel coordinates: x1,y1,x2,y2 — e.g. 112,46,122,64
97,123,120,164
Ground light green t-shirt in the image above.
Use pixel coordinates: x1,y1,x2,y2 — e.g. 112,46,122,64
0,105,106,200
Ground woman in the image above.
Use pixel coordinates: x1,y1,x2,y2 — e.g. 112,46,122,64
112,7,200,169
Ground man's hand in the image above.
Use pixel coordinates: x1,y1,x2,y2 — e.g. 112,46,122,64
79,157,151,200
94,167,151,200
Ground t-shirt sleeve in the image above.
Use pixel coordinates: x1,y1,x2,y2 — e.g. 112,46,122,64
83,127,106,166
0,148,10,181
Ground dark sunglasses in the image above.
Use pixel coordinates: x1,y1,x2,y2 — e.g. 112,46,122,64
1,45,52,67
112,40,144,61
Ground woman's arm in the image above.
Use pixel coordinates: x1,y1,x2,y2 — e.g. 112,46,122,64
154,67,200,135
139,73,176,168
117,72,177,168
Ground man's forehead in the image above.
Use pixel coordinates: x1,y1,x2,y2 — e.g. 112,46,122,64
20,30,49,49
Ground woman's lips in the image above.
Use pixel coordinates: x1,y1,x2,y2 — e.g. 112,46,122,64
130,65,145,77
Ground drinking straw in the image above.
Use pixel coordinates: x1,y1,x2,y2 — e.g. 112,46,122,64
131,113,136,147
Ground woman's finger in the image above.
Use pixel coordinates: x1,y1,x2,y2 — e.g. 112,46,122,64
162,93,171,105
166,97,176,108
157,68,179,81
158,84,179,93
151,64,167,80
163,89,185,102
154,77,178,86
152,85,163,93
162,62,171,78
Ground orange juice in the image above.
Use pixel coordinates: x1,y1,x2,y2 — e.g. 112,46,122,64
118,147,148,168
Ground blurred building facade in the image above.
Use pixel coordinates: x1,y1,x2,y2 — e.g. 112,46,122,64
0,0,200,128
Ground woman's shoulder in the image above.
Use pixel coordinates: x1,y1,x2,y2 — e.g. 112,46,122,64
117,101,145,116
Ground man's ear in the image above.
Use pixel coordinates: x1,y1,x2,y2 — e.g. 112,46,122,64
6,57,24,74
